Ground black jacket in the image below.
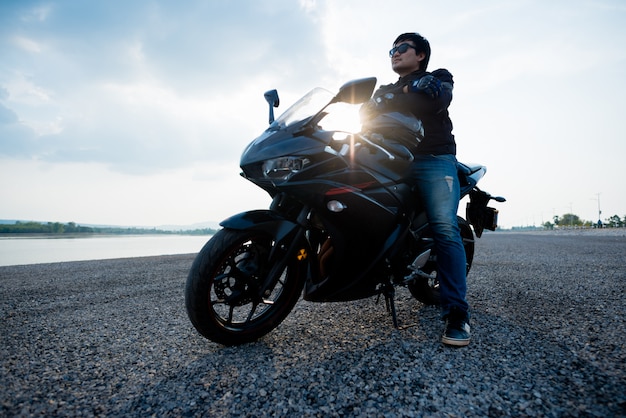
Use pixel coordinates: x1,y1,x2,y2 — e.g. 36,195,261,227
361,68,456,155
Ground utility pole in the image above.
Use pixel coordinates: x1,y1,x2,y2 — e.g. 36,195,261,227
591,193,602,227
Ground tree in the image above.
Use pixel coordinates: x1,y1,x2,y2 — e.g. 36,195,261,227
606,215,625,228
48,222,64,233
554,213,583,227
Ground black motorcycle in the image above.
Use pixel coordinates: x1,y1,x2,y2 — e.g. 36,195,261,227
185,77,505,345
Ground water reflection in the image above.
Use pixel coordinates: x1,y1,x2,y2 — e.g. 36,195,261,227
0,235,213,266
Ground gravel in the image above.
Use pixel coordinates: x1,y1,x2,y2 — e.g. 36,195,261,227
1,230,625,417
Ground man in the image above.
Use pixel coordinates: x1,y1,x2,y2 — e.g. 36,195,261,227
361,32,470,346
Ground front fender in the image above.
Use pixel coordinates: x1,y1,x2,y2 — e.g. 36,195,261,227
220,210,315,272
220,210,301,241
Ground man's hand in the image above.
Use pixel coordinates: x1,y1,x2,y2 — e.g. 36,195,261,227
408,75,442,99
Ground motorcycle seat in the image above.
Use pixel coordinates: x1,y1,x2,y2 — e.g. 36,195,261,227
457,162,482,175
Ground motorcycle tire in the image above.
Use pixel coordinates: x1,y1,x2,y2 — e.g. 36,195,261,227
185,228,305,346
408,216,475,306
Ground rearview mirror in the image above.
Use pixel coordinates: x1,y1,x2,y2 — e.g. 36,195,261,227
333,77,377,104
264,89,280,124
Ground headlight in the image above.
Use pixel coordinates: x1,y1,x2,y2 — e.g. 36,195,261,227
262,157,310,181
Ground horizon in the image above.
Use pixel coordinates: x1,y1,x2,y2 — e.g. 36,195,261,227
2,214,624,231
0,218,220,231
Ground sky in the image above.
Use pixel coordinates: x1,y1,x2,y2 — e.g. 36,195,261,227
1,0,625,229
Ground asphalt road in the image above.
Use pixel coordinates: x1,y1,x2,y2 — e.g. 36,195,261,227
1,230,625,417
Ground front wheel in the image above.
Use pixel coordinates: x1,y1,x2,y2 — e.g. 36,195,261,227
185,228,305,345
408,216,475,305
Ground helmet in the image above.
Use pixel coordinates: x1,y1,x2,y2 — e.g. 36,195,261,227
393,33,431,71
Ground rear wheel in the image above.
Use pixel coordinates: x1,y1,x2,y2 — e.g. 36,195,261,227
408,217,474,305
185,228,305,345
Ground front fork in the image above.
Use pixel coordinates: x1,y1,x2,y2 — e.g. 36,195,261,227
261,209,312,299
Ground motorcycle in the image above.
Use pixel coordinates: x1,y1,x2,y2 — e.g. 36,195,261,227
185,77,505,345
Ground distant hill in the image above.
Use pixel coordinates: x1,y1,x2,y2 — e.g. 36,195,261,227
0,220,219,235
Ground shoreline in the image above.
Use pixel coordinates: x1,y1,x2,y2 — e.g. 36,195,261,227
0,232,213,239
1,228,624,268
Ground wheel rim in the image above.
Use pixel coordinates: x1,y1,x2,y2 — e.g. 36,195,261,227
209,236,288,330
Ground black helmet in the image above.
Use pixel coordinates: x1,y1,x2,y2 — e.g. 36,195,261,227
393,32,431,71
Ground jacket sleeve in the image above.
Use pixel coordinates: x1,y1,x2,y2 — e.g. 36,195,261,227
382,69,453,117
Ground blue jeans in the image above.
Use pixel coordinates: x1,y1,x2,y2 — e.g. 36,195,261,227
408,154,468,316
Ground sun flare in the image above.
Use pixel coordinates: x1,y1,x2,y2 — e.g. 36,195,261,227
319,102,363,134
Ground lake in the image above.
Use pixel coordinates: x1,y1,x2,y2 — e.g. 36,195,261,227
0,235,213,267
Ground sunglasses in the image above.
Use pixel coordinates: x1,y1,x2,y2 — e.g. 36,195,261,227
389,43,418,58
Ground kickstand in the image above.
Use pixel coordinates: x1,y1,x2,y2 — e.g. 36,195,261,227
383,285,399,329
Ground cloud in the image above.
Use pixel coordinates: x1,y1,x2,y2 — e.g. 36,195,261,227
0,102,18,124
0,1,330,174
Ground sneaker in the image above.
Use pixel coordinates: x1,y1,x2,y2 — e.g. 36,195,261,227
442,308,471,346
